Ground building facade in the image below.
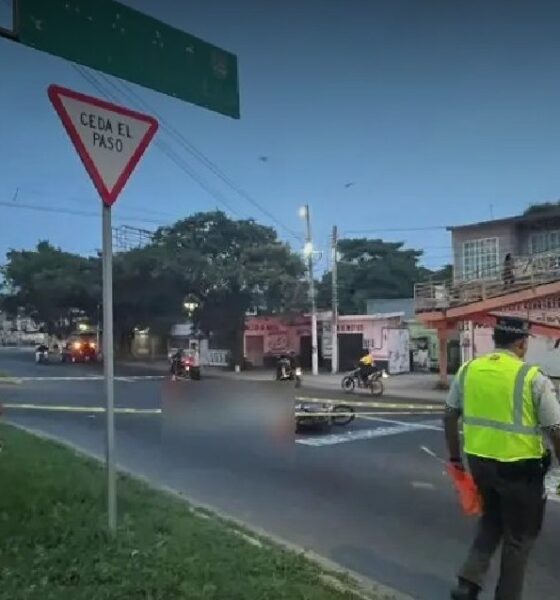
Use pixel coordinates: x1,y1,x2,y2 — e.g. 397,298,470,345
244,313,410,374
449,208,560,281
449,208,560,376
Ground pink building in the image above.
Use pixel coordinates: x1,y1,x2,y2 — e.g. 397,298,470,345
244,313,410,373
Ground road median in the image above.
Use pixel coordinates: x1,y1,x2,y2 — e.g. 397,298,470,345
0,371,20,385
0,423,410,600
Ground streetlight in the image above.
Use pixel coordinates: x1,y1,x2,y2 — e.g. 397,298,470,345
183,300,199,313
299,204,319,376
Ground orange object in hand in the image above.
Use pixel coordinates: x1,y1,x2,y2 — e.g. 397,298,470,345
447,463,483,517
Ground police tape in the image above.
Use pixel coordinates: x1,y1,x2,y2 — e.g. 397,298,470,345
1,403,161,415
295,396,444,411
295,410,441,418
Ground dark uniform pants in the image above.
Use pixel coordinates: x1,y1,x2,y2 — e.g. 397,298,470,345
459,455,547,600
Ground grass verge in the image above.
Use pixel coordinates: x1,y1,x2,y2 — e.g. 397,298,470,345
0,371,17,383
0,423,387,600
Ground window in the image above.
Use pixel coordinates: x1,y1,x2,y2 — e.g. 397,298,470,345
462,238,499,280
529,231,560,254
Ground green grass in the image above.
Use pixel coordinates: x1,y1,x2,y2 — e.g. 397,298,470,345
0,424,380,600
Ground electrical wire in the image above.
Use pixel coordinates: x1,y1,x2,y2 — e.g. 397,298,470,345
73,65,245,220
103,74,304,242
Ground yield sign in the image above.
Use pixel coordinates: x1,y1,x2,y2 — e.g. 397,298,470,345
48,84,158,206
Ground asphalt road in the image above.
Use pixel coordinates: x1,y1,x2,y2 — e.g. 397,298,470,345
1,347,559,600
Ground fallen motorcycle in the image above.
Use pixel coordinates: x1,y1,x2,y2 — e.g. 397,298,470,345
341,368,388,396
295,401,355,432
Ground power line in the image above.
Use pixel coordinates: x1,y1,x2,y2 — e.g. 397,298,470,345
102,73,303,241
344,225,448,234
0,199,163,225
73,65,302,241
72,65,245,220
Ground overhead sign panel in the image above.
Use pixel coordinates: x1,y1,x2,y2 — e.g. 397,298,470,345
48,84,158,206
19,0,240,119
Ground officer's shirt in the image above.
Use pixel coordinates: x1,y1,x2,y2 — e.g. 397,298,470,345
446,351,560,431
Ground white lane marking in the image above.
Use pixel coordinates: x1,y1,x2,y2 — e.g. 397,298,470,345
12,375,165,382
296,423,434,447
545,468,560,502
357,415,443,431
296,396,443,411
3,403,161,414
411,481,436,490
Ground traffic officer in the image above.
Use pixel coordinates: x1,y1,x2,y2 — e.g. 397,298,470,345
444,316,560,600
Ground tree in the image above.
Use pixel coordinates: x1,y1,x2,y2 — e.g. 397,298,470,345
316,238,449,314
1,241,100,335
146,211,306,363
523,201,560,216
1,213,306,359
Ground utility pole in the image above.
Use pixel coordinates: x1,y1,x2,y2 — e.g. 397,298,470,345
331,225,339,374
301,205,319,376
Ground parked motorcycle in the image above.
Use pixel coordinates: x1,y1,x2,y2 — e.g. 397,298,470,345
341,368,387,396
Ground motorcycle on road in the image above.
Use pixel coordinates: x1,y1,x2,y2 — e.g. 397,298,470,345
341,368,387,396
276,357,303,388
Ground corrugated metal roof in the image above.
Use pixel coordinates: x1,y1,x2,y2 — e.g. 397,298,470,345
366,298,415,320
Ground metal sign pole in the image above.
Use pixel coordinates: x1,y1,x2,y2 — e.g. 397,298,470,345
102,204,117,533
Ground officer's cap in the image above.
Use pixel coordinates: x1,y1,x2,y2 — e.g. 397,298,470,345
493,316,531,338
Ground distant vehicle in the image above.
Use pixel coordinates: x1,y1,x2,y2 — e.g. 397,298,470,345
61,333,99,363
341,368,388,396
275,357,303,387
170,349,201,381
295,400,355,432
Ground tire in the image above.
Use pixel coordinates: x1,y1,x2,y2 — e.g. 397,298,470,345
370,379,384,397
341,376,355,393
331,405,355,426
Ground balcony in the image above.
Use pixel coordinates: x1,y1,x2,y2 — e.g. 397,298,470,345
415,250,560,312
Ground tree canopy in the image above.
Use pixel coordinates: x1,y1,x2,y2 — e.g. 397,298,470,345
316,238,450,314
1,241,100,335
1,212,306,358
1,215,451,354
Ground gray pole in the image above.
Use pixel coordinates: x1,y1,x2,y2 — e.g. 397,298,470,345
331,226,338,374
102,205,117,533
304,205,319,376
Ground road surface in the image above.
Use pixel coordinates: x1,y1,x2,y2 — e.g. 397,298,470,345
1,347,559,599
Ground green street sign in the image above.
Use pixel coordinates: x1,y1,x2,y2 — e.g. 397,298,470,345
17,0,240,119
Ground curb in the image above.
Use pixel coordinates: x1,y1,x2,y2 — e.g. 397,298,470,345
0,376,21,385
5,421,415,600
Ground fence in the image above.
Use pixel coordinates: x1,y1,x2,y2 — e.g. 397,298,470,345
415,249,560,312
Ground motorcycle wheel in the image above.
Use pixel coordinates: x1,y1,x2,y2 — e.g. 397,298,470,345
370,379,384,397
341,376,355,393
331,404,355,426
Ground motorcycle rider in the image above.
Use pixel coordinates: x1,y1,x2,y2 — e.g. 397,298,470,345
358,350,376,385
276,354,292,380
170,348,185,378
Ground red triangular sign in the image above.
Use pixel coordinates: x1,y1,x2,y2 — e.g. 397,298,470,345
48,84,158,207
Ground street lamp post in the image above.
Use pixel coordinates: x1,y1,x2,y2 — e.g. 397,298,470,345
300,205,319,376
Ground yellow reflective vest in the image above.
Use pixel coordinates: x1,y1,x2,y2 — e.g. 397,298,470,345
459,352,544,462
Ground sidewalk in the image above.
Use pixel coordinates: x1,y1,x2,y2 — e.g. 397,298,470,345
213,369,449,403
118,359,449,403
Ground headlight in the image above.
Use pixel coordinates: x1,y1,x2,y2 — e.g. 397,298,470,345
73,342,81,350
90,343,96,349
295,368,302,376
